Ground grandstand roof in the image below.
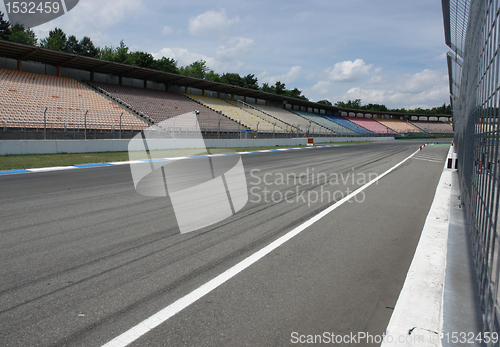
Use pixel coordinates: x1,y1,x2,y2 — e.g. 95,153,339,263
0,39,451,119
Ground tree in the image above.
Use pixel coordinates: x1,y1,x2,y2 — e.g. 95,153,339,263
317,99,333,106
205,70,221,82
274,81,286,95
363,103,388,112
65,35,80,54
153,57,179,74
79,36,98,57
260,83,274,93
127,51,155,68
221,72,245,87
243,74,259,89
335,99,362,108
114,40,129,63
40,28,67,51
98,46,115,61
180,60,208,79
8,24,37,46
285,87,303,99
0,12,10,40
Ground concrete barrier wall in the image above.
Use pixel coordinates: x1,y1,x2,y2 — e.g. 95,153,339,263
0,137,394,156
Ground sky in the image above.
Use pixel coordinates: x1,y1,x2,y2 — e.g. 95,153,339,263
1,0,450,109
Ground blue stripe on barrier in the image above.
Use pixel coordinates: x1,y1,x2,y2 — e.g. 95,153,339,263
0,145,337,176
73,163,114,168
0,169,31,175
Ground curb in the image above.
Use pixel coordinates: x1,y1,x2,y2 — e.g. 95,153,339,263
381,145,454,346
0,145,335,176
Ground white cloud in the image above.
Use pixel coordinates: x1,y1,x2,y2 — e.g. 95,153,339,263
154,47,216,68
188,9,240,36
396,69,447,93
311,80,331,95
325,59,373,82
33,0,143,44
337,77,449,109
296,11,313,21
162,25,173,36
259,66,302,85
154,47,244,73
216,37,255,60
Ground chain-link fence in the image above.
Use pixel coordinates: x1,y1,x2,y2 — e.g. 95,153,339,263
446,0,500,341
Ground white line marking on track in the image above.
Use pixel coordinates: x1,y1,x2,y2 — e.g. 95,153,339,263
101,147,422,347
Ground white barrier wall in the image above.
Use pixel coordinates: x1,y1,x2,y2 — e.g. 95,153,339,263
0,137,394,156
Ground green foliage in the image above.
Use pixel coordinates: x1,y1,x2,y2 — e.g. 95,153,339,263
362,103,388,112
153,57,179,74
78,36,98,57
317,99,333,106
0,12,10,40
98,46,115,61
285,87,307,100
335,99,452,115
40,28,67,51
243,74,259,89
220,72,245,86
261,83,274,93
65,35,79,54
274,81,286,95
205,70,221,82
335,99,362,108
127,51,155,68
114,40,129,63
8,24,37,46
179,60,209,79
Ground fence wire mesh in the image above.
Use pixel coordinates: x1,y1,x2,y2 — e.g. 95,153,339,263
448,0,500,341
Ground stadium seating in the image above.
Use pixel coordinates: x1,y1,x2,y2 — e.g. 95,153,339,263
89,82,242,131
375,118,423,134
409,121,454,134
321,115,373,135
227,100,293,132
0,68,147,130
187,95,283,132
290,110,358,135
256,105,331,134
341,116,396,134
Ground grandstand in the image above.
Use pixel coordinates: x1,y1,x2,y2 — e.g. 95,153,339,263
409,121,453,134
0,68,147,130
227,100,295,132
256,104,331,134
341,116,396,134
290,110,358,135
321,115,373,135
0,39,453,140
186,94,284,132
375,118,423,134
88,82,242,131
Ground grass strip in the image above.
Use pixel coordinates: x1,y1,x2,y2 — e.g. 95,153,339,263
0,141,376,171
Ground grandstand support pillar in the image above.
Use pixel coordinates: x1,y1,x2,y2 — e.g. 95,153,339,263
56,65,61,77
202,89,206,97
185,86,189,94
144,80,148,89
90,71,94,82
217,91,221,99
244,96,247,103
17,59,22,72
119,76,123,85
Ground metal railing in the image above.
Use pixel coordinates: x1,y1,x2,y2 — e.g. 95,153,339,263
445,0,500,341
